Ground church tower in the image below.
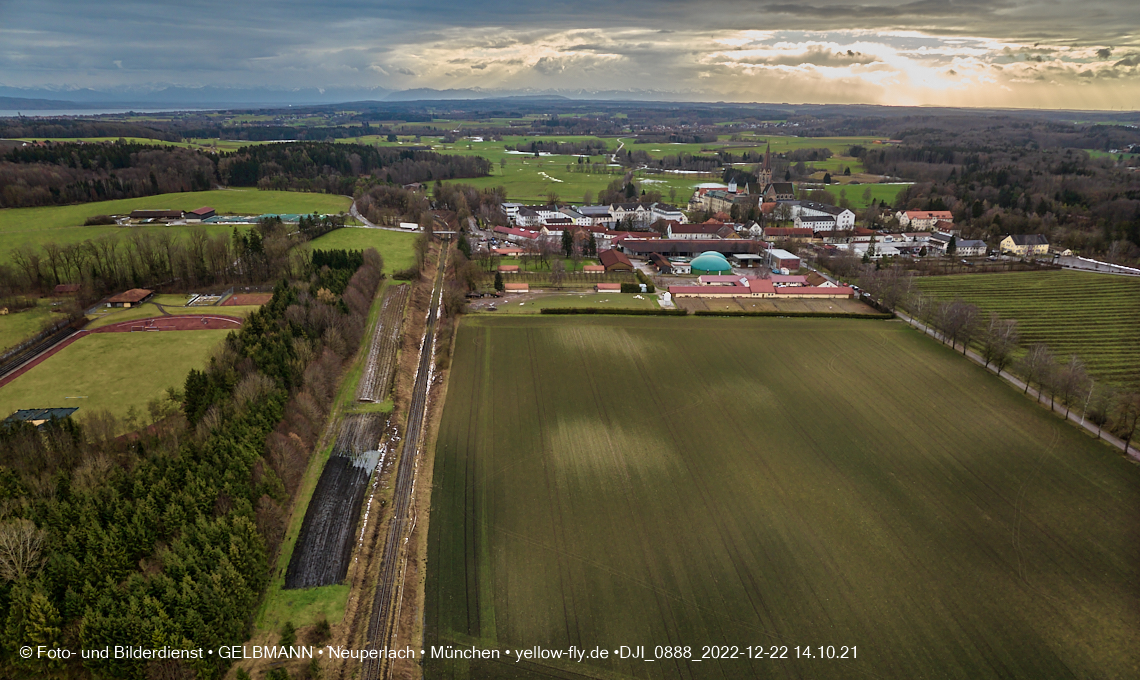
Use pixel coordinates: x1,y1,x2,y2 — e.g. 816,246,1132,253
757,142,773,189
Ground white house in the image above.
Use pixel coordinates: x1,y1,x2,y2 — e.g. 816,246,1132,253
896,210,953,230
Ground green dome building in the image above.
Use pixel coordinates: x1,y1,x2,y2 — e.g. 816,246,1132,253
690,252,733,274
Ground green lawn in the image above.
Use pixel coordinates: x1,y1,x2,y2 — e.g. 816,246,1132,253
426,316,1140,679
915,270,1140,388
0,330,228,425
0,190,351,258
0,299,59,352
305,228,419,274
485,292,660,314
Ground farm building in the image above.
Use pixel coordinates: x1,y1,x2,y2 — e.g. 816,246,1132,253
699,275,747,286
730,253,765,268
649,253,674,273
185,206,216,221
595,283,621,293
598,249,634,272
618,239,759,258
805,272,837,287
107,288,153,308
582,265,606,273
503,283,529,293
129,209,182,220
770,274,808,286
4,407,78,428
691,252,733,274
493,247,524,256
54,283,81,295
1000,234,1049,257
497,265,520,273
767,249,800,271
764,227,815,242
668,277,853,300
666,221,731,240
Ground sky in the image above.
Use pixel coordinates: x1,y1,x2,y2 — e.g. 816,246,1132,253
1,0,1138,109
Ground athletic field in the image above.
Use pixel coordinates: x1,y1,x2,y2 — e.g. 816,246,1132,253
425,316,1140,679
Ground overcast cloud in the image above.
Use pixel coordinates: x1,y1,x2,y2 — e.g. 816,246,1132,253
0,1,1137,108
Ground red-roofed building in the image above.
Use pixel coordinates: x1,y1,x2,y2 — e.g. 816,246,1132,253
748,278,776,296
503,283,529,293
493,247,524,256
185,206,215,220
595,283,621,292
598,249,634,271
770,274,808,286
497,265,520,272
698,275,746,286
582,265,606,273
896,210,953,230
493,226,540,243
107,288,153,308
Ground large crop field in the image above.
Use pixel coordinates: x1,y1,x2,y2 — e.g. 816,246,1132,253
915,270,1140,388
426,316,1140,679
0,329,228,424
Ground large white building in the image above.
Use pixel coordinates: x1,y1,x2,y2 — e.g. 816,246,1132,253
790,201,855,231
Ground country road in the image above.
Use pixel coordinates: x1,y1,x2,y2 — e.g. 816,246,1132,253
360,238,448,679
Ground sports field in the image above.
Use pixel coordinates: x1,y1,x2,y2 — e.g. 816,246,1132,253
0,299,58,352
915,270,1140,388
425,316,1140,679
304,227,418,274
0,329,228,424
0,190,351,256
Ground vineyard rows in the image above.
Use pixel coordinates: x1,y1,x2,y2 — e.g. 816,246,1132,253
916,270,1140,387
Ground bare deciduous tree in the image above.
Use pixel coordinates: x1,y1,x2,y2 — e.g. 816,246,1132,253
0,518,45,582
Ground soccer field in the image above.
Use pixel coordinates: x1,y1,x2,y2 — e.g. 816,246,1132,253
425,316,1140,679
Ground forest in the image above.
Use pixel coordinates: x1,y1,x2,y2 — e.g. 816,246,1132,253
0,141,492,209
0,248,383,679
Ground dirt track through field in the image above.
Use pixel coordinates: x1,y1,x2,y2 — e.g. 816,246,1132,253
356,285,411,403
0,315,241,390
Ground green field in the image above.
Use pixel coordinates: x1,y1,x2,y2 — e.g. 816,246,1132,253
0,190,352,257
304,228,418,274
0,330,228,425
915,270,1140,388
426,316,1140,679
481,292,660,314
0,299,59,352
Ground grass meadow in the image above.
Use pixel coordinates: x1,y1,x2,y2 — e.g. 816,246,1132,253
0,298,60,352
425,315,1140,679
915,270,1140,388
0,190,352,257
0,330,228,424
304,227,418,274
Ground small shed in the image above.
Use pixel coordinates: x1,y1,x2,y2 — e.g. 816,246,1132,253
582,265,606,273
503,283,529,293
497,265,520,272
54,283,81,295
595,283,621,292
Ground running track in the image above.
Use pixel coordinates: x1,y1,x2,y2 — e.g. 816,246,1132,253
0,315,242,389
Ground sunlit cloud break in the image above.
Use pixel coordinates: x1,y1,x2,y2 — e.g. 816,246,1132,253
0,0,1136,109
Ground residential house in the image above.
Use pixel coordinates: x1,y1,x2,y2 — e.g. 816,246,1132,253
896,210,953,230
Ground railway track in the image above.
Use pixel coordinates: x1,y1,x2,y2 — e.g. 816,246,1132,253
360,240,448,680
357,285,411,403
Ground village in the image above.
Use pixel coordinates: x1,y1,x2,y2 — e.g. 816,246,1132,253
478,175,1052,305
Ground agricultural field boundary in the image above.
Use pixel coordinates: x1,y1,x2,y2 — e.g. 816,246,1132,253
895,308,1138,458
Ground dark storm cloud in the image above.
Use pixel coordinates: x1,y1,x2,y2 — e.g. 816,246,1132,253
0,0,1136,106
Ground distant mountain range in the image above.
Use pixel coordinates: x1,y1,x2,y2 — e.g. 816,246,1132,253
0,85,697,111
